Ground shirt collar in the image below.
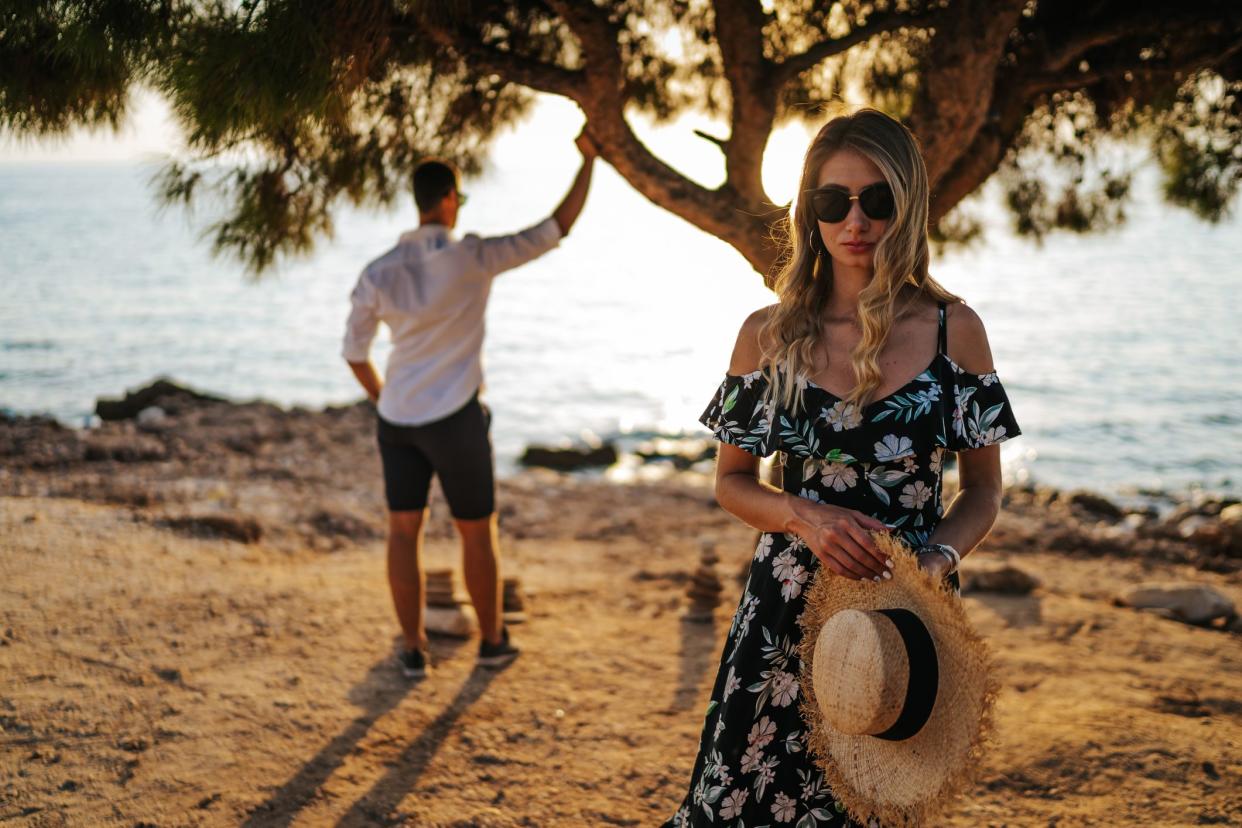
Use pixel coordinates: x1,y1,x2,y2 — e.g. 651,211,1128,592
398,223,453,250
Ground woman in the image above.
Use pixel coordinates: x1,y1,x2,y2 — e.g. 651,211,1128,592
664,109,1021,826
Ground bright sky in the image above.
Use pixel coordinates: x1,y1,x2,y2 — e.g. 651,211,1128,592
0,87,816,209
0,88,184,163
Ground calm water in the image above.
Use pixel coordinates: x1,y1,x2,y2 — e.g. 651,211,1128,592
1,158,1238,502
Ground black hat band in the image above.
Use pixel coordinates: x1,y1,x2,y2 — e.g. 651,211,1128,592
872,608,939,742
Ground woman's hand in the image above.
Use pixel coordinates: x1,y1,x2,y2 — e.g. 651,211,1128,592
786,496,892,581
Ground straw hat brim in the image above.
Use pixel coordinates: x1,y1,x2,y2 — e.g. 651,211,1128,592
797,533,999,828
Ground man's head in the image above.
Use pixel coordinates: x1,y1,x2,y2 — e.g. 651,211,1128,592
413,159,465,229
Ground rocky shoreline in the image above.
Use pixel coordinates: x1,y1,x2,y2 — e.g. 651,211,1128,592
3,378,1238,570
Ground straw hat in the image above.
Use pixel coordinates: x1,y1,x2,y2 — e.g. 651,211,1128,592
797,533,999,828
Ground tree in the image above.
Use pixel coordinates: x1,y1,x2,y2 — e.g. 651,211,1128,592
3,0,1240,277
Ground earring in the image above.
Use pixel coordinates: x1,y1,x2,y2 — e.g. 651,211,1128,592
808,228,827,257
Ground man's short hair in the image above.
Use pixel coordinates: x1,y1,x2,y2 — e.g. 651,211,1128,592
413,159,460,213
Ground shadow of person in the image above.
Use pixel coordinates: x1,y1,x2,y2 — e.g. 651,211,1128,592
334,664,505,826
671,615,719,711
241,635,481,827
241,657,414,827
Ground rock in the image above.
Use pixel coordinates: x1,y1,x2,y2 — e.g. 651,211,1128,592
1220,504,1242,525
502,577,527,624
634,437,716,470
136,406,167,425
96,378,226,421
1176,515,1239,553
1068,491,1124,521
1115,583,1236,626
960,564,1040,595
163,514,263,544
82,433,167,463
1178,515,1215,539
309,509,380,540
519,443,619,471
426,604,477,638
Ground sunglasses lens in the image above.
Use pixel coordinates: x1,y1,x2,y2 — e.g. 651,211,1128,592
860,185,894,220
810,190,850,223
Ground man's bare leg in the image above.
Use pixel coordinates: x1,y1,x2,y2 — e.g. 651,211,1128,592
457,514,503,646
388,509,428,652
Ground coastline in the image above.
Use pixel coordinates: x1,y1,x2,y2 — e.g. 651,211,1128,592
2,380,1241,825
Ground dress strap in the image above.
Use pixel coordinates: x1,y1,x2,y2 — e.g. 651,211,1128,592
936,301,948,355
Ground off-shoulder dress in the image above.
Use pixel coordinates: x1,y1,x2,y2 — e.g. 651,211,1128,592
664,302,1021,827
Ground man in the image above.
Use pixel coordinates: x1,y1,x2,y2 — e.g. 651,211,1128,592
343,130,598,678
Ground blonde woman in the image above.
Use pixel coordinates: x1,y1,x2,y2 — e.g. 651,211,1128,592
664,109,1021,826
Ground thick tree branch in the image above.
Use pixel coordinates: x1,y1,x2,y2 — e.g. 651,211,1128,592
417,17,585,100
529,1,777,271
544,0,623,81
907,0,1027,188
1024,38,1242,95
714,0,777,207
772,8,942,88
1041,12,1168,72
929,73,1033,225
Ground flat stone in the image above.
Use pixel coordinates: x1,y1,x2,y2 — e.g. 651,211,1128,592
961,564,1040,595
1116,583,1236,626
426,604,477,638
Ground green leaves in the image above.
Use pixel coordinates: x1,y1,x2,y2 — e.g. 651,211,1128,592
0,0,170,134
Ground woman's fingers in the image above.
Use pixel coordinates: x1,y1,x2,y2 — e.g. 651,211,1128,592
852,511,889,532
813,529,872,580
842,521,891,574
814,549,867,580
834,530,887,580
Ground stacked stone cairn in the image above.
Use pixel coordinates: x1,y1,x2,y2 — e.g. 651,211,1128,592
685,539,724,622
424,568,477,638
502,576,527,625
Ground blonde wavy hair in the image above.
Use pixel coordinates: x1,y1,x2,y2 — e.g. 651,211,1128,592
761,108,959,413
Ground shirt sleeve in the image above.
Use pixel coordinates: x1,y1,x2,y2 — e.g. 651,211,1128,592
341,270,379,362
461,216,563,280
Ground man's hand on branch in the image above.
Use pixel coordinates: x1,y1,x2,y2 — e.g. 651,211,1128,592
575,127,600,160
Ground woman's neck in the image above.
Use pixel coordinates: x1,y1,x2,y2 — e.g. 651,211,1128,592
824,263,873,318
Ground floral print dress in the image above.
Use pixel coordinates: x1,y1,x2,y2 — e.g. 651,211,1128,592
664,303,1021,827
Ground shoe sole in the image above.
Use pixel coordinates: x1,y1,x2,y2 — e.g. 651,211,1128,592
401,665,427,678
477,651,519,668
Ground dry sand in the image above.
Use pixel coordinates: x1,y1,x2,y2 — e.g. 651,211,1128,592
2,399,1240,826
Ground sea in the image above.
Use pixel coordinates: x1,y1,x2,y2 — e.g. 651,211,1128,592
2,143,1238,506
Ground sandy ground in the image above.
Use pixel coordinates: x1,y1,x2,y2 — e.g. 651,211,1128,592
2,400,1240,826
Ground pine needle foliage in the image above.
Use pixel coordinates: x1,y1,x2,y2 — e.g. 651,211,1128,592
3,0,1240,275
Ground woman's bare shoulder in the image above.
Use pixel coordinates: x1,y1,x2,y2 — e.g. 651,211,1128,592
944,300,995,374
729,304,779,375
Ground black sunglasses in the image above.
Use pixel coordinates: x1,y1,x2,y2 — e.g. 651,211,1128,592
804,183,894,223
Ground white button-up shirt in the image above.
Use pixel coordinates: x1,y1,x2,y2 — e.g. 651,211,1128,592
342,216,563,426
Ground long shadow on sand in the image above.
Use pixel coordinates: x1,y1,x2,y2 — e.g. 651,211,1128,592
672,615,721,711
334,664,505,826
241,656,418,827
242,639,480,827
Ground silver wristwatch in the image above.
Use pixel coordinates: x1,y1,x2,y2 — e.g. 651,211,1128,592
919,543,961,574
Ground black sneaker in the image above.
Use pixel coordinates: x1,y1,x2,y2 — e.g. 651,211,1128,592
478,627,519,668
397,648,429,679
